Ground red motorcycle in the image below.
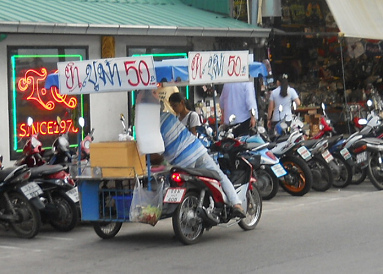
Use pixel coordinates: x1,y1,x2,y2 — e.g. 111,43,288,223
168,138,262,244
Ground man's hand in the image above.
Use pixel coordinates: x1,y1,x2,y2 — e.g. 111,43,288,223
250,116,257,128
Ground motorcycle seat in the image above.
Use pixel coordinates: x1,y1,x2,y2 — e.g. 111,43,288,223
326,134,343,147
301,139,320,149
30,164,66,178
170,166,221,181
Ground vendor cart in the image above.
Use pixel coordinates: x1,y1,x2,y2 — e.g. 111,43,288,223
77,167,173,239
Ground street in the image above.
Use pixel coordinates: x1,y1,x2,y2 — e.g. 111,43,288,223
1,181,383,274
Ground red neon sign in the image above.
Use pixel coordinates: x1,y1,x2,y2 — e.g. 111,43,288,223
18,68,77,111
19,119,79,137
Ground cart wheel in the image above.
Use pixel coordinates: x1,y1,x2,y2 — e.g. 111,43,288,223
93,221,122,239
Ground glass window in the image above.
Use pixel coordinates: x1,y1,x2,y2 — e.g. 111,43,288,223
7,47,90,160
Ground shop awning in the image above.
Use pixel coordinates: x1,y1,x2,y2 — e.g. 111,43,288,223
0,0,270,38
325,0,383,40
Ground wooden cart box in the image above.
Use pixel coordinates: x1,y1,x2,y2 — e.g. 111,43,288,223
90,141,146,178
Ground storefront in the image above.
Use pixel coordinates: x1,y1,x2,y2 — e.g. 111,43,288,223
0,0,270,166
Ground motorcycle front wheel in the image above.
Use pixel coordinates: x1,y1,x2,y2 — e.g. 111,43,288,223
367,152,383,190
49,193,78,232
8,192,41,239
93,222,123,239
279,156,313,196
172,192,204,245
253,168,279,200
309,156,333,192
238,182,262,230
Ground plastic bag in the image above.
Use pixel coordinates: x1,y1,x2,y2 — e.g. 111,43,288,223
129,176,163,226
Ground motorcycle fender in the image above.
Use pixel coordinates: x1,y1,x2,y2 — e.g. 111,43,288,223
29,196,45,210
236,184,249,212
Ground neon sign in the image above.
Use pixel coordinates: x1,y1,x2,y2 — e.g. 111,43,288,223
10,54,88,154
19,119,79,137
18,68,77,111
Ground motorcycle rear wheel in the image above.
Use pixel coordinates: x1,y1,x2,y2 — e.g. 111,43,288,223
367,152,383,190
8,192,41,239
172,192,204,245
93,222,123,239
331,153,352,188
309,156,333,192
279,156,313,196
351,163,367,185
49,193,78,232
239,183,262,230
253,168,279,200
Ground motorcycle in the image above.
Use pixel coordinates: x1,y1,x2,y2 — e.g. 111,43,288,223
169,137,262,244
0,155,44,238
216,115,285,200
290,104,353,189
237,128,287,200
16,132,79,232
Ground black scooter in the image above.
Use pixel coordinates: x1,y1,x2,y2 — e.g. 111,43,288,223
0,155,44,238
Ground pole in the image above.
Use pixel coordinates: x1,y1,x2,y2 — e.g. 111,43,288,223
338,35,351,134
212,86,219,140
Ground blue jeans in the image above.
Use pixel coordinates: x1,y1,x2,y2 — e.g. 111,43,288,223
187,153,242,205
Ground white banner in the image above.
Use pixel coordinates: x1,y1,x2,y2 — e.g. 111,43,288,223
188,51,249,85
57,56,157,95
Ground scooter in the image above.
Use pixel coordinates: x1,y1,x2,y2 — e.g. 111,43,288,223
217,115,285,200
15,129,79,232
168,137,262,245
0,155,44,238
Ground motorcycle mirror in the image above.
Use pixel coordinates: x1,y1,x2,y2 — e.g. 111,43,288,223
56,116,61,125
358,118,368,125
278,105,283,112
27,117,33,126
292,102,297,111
367,99,373,107
257,126,266,134
79,117,85,128
250,108,256,117
120,113,125,122
321,102,325,110
229,114,236,124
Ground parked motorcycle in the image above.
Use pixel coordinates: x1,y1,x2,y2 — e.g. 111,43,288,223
0,155,44,238
237,128,286,200
290,105,353,189
16,132,79,232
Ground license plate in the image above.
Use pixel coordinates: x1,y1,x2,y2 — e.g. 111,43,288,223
163,188,186,203
271,163,287,178
340,148,351,160
66,187,79,203
20,182,43,200
297,146,312,161
322,149,334,163
356,151,368,164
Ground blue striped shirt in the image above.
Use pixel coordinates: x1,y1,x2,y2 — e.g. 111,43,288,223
160,112,206,167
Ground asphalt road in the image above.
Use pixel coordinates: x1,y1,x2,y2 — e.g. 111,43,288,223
1,181,383,274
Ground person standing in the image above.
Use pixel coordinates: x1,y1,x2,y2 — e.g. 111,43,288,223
219,81,258,137
267,74,301,130
168,92,201,135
